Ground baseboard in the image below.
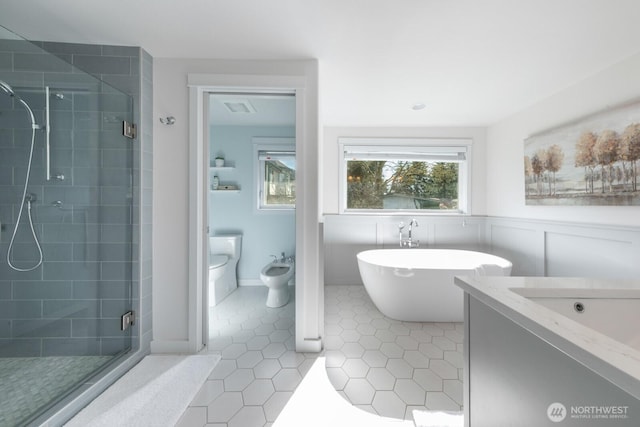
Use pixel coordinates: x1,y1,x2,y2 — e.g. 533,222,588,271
300,338,323,353
150,339,195,354
238,280,297,288
238,279,263,287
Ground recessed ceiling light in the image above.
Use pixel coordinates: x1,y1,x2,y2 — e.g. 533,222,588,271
412,103,426,111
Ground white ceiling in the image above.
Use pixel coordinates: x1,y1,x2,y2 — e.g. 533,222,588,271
2,0,640,127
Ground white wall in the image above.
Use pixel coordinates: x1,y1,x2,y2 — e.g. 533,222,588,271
209,126,296,283
153,58,319,350
321,127,487,215
486,51,640,226
152,60,190,344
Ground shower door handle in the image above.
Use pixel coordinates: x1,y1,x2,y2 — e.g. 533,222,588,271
45,86,51,181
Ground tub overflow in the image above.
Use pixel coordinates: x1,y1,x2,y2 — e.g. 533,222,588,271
573,302,585,313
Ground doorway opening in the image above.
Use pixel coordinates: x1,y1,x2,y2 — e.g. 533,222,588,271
187,68,322,355
198,89,306,423
206,92,297,345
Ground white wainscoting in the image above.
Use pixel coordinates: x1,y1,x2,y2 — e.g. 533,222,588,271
323,214,640,285
487,217,640,279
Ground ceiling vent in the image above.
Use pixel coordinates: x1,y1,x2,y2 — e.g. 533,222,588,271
223,99,256,113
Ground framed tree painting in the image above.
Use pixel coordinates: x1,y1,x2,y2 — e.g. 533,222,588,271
524,99,640,206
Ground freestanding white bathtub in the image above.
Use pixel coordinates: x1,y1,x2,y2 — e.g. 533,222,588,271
356,249,512,321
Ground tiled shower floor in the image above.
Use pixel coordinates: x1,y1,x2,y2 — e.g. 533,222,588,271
179,285,463,426
0,355,112,427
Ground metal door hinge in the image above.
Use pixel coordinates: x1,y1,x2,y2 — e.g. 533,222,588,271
122,121,137,139
121,310,135,331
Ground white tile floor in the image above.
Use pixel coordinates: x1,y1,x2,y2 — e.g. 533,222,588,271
177,285,463,426
177,287,317,427
324,285,463,420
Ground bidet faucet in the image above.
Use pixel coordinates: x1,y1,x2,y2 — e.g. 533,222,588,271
280,252,286,262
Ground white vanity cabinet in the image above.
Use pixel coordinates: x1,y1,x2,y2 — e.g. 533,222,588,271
457,276,640,427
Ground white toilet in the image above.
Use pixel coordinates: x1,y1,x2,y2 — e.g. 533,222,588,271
209,234,242,306
260,255,294,308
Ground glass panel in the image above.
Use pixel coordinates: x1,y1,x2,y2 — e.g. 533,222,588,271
346,160,460,210
0,24,133,425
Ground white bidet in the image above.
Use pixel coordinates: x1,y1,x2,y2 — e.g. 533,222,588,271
260,260,294,308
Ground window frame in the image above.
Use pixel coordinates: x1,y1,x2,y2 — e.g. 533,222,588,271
338,137,472,214
253,137,296,213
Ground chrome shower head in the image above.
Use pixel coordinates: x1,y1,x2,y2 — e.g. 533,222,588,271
0,80,15,97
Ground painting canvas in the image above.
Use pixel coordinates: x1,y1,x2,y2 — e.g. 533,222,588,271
524,100,640,206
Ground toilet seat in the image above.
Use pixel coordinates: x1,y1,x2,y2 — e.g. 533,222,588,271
209,254,228,269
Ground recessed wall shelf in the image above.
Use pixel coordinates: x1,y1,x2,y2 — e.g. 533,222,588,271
210,166,235,171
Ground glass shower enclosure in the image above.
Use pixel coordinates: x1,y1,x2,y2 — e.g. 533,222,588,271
0,26,133,426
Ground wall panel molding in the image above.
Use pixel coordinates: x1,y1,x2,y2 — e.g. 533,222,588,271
323,214,640,285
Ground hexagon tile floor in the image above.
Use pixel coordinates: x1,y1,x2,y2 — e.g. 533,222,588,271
177,286,318,427
177,285,463,426
324,285,463,420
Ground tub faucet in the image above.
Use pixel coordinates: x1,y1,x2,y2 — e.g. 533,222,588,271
400,219,420,248
409,219,419,239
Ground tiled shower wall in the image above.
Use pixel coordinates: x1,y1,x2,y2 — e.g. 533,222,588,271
0,39,152,356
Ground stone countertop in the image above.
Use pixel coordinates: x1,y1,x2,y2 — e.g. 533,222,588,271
454,276,640,401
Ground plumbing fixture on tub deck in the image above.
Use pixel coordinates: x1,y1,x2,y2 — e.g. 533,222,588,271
399,219,420,248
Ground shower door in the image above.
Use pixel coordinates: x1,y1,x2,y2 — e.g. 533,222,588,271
0,25,134,426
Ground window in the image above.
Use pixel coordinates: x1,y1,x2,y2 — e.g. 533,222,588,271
254,138,296,211
339,138,471,213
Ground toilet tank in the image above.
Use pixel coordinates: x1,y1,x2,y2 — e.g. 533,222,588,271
209,234,242,258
